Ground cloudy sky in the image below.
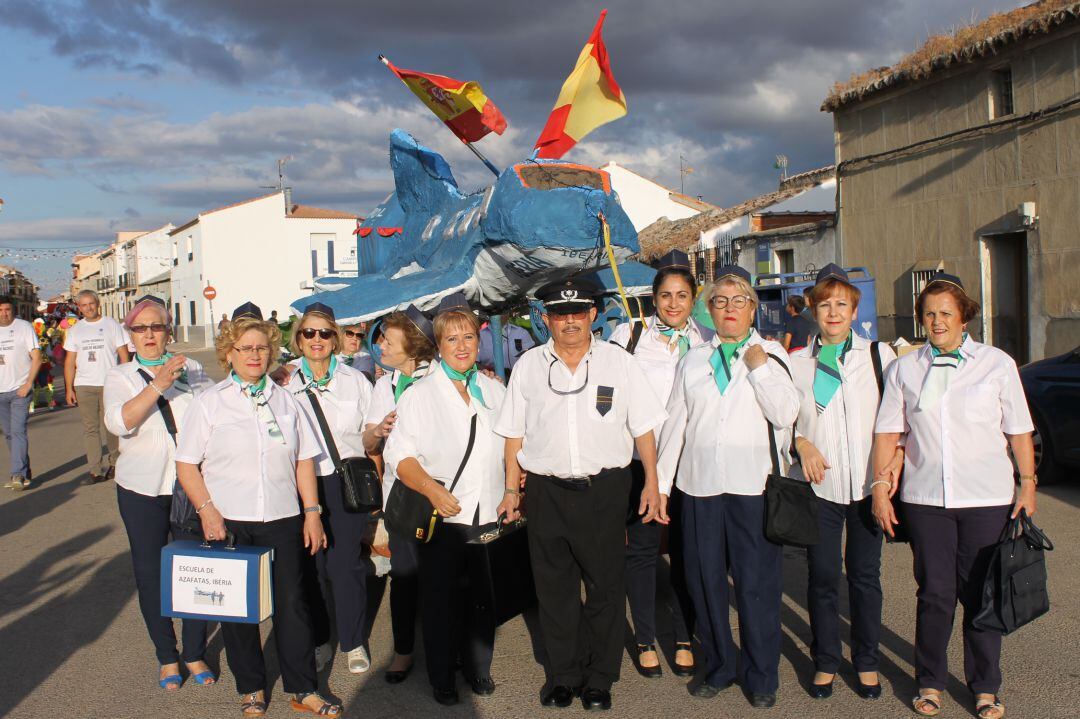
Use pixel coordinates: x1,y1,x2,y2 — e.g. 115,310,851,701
0,0,1022,296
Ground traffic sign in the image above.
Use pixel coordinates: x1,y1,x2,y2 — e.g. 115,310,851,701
203,286,217,300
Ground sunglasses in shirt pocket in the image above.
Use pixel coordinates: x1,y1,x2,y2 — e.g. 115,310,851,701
590,385,618,422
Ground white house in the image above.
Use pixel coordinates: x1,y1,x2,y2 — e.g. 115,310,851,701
168,192,359,345
133,223,176,306
600,162,717,232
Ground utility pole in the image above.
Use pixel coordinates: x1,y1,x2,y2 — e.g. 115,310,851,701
679,155,694,195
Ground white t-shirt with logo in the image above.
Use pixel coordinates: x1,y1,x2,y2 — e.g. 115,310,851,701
63,317,130,387
0,319,39,393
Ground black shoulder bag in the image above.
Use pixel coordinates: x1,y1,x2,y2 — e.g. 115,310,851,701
868,342,911,544
762,354,820,547
973,509,1053,634
137,369,198,534
304,388,383,513
384,414,477,543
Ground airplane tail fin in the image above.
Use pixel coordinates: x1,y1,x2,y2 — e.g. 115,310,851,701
390,129,463,213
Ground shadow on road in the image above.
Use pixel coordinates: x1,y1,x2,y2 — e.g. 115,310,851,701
0,473,85,539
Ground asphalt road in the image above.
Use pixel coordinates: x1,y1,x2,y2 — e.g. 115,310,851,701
0,348,1076,718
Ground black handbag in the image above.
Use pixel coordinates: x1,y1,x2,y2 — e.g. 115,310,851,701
973,510,1053,635
137,369,198,534
304,388,382,513
762,355,819,547
467,514,537,625
384,414,477,543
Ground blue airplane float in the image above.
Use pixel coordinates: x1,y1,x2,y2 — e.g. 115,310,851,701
290,129,657,327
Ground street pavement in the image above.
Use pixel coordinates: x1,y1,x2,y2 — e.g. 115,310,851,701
0,347,1077,718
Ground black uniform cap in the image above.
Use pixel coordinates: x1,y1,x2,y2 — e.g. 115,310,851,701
814,263,850,286
535,277,600,314
302,302,336,321
713,264,752,284
232,302,263,321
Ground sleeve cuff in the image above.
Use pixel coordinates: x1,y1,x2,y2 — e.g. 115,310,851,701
629,412,668,440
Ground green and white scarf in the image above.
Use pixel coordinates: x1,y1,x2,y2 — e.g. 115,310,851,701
135,352,188,387
441,360,488,408
708,332,752,395
300,355,338,393
812,332,853,414
231,372,285,444
917,334,967,411
655,317,692,357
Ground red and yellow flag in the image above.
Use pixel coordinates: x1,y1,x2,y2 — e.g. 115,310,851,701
534,9,627,159
382,58,507,144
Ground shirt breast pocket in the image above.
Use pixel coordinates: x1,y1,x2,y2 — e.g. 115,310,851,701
276,412,300,450
962,385,1000,423
589,385,619,423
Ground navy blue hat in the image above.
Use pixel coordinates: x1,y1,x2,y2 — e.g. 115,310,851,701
303,302,336,321
815,263,850,285
132,294,166,308
232,301,263,321
654,249,691,271
404,304,436,345
926,271,965,292
535,277,600,314
435,291,471,316
713,264,752,284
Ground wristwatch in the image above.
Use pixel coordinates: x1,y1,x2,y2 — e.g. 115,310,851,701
303,504,323,515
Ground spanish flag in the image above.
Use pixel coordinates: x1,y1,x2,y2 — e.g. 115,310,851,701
534,9,627,160
381,57,507,144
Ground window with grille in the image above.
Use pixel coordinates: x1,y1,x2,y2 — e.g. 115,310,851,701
991,68,1014,118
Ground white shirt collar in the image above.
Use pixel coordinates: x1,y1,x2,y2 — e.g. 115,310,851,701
543,336,594,367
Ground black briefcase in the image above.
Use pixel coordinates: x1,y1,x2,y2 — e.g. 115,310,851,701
973,510,1053,635
467,517,537,626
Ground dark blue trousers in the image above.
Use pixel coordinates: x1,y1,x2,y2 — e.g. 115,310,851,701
116,485,208,665
387,527,420,655
806,496,882,674
681,492,782,695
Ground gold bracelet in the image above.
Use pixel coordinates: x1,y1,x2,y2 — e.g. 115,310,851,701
503,487,520,496
1020,474,1038,486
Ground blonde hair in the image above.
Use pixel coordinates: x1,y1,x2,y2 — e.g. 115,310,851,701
215,318,282,370
433,310,481,345
289,312,344,358
705,276,759,306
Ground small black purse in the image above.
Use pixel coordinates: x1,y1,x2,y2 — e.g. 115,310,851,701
305,389,382,513
384,414,477,543
137,369,198,534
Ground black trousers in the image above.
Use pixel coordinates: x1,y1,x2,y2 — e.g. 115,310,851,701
221,515,317,695
116,485,208,665
805,496,883,674
625,460,694,645
417,521,496,691
387,528,420,655
682,492,782,695
525,467,631,692
902,502,1011,695
305,473,372,653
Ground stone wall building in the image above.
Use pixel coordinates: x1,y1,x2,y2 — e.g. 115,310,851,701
0,266,40,319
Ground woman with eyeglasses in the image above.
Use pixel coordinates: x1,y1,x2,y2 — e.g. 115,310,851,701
383,294,507,705
657,266,799,708
607,250,710,680
361,305,438,685
175,302,341,718
285,304,375,676
103,295,215,692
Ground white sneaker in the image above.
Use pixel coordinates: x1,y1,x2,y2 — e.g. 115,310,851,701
347,646,371,674
315,642,333,672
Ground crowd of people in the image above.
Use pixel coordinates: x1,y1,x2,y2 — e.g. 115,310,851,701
0,252,1039,719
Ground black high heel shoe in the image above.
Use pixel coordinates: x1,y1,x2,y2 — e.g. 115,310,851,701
808,680,834,699
672,642,696,677
635,644,662,678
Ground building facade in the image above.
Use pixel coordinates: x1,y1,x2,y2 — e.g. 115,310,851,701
0,266,40,319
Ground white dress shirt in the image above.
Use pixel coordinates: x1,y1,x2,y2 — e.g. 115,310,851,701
789,336,897,504
384,367,507,524
874,336,1033,509
364,363,433,493
0,319,39,392
175,376,322,522
104,359,215,497
494,338,667,479
657,330,800,497
286,362,374,477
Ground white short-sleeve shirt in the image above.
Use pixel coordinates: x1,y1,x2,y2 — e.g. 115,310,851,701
104,359,215,496
63,317,130,387
175,376,322,522
0,319,40,392
493,338,667,479
789,335,896,504
286,362,374,477
364,363,433,492
874,336,1033,508
656,330,800,497
384,367,507,524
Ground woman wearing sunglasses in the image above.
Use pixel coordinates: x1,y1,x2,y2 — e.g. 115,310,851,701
104,295,215,692
285,304,375,676
339,323,375,381
175,302,340,718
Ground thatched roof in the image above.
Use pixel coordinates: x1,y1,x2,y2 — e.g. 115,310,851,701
823,0,1080,112
636,166,835,260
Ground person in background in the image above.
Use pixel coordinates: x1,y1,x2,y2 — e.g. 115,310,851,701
608,250,708,680
656,266,799,708
285,303,375,676
782,295,817,352
103,295,216,691
0,295,42,490
361,306,438,685
384,293,507,705
218,313,230,332
872,273,1036,719
270,310,279,324
64,289,130,484
340,323,376,381
176,301,340,718
477,315,535,374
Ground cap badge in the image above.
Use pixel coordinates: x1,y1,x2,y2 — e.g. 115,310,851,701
561,289,578,301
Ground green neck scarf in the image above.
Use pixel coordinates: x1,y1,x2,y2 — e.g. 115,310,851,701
300,355,338,392
708,332,752,395
137,352,188,385
441,360,488,408
812,332,853,414
655,317,692,357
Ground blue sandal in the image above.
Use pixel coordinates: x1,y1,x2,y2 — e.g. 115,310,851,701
158,668,183,691
186,662,216,686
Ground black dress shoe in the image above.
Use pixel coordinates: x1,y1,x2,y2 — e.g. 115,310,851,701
855,681,882,699
580,688,612,711
672,642,696,677
540,685,575,708
808,681,834,699
689,678,734,698
83,473,107,485
635,644,662,678
469,676,496,696
433,687,459,706
384,664,412,684
750,693,777,708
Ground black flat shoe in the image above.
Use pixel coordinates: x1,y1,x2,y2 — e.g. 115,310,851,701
635,644,662,679
469,676,496,696
689,678,734,698
808,681,834,699
750,693,777,708
83,473,107,485
384,663,413,684
580,688,611,711
855,680,882,699
433,687,459,706
672,642,696,677
540,685,575,708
